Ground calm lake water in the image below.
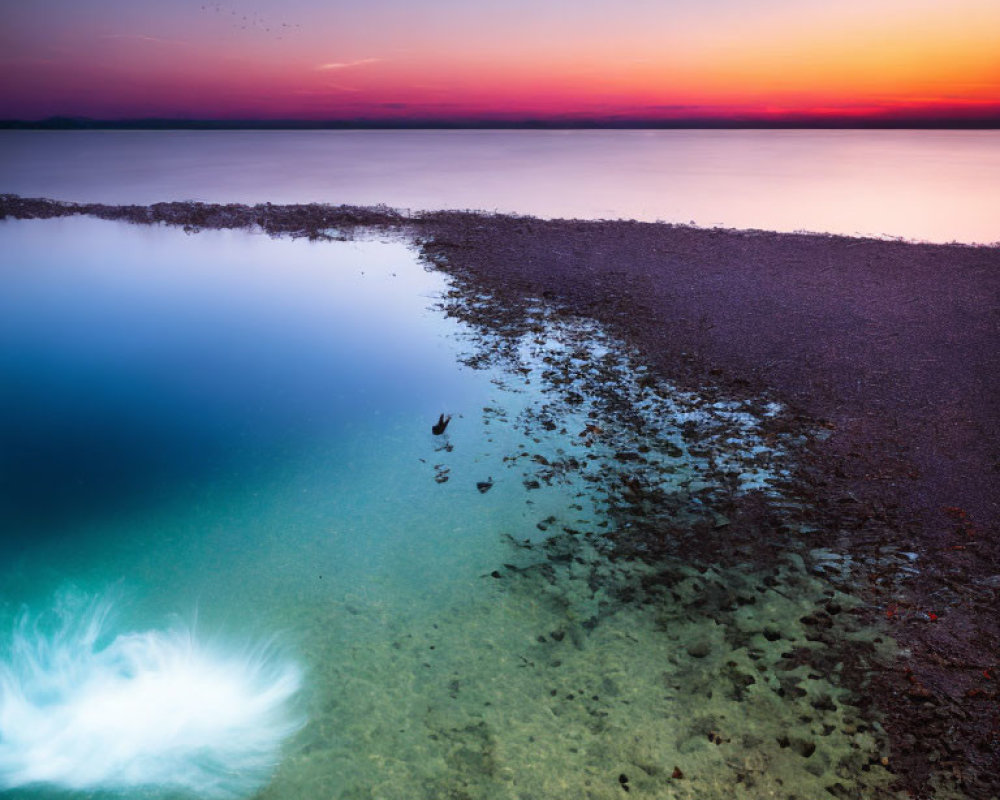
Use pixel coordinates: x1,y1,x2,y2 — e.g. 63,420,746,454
1,129,998,243
0,216,900,798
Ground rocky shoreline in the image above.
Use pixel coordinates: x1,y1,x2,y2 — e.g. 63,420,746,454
3,194,998,798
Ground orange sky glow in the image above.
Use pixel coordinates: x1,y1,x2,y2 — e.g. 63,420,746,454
1,0,997,122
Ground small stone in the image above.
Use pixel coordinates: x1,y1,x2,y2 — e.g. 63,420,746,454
796,740,817,758
907,684,933,700
687,640,712,658
811,695,838,712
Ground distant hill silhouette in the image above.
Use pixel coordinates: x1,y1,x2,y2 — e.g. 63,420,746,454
1,116,997,130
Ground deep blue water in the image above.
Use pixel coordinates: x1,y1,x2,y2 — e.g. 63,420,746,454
0,219,467,543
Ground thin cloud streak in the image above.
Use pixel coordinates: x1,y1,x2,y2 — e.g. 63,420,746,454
316,58,380,71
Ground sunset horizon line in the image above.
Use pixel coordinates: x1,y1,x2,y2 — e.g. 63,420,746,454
4,115,999,130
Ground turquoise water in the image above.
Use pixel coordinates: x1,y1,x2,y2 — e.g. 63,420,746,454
0,218,900,798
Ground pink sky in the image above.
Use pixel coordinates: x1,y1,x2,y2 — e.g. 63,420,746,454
1,0,998,121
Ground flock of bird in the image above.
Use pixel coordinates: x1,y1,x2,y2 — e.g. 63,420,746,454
199,3,302,39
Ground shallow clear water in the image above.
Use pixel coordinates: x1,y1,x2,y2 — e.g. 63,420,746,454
0,218,900,798
1,129,998,243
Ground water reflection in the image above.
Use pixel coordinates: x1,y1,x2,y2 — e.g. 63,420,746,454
0,218,465,539
1,129,998,243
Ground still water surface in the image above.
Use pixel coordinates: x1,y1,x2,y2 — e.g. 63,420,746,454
0,217,899,798
1,129,998,243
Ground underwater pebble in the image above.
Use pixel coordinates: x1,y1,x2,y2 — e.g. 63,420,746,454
686,640,712,658
795,740,817,758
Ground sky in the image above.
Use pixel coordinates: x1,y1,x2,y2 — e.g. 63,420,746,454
1,0,998,123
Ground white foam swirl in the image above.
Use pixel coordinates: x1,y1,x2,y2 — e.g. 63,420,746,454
0,591,302,797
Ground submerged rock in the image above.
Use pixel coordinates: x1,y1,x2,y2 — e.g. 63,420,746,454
686,640,712,659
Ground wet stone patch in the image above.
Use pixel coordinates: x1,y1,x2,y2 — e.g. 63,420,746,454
253,248,905,798
431,279,796,544
277,538,901,798
490,537,900,798
362,263,906,798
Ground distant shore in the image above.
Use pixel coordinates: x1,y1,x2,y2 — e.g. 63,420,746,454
4,118,999,130
3,194,998,797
